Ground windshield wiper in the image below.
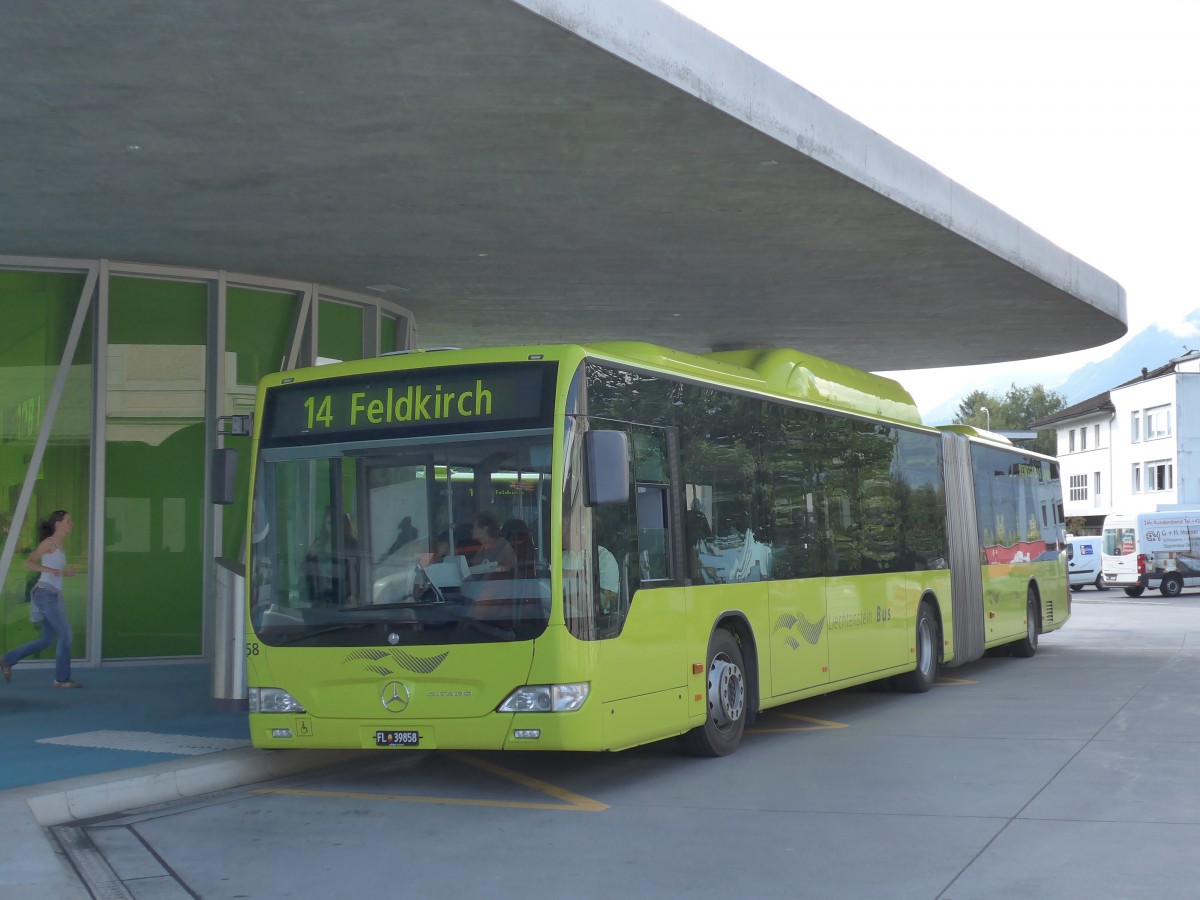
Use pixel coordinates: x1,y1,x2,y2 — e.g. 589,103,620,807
271,622,375,645
455,612,516,642
344,600,448,611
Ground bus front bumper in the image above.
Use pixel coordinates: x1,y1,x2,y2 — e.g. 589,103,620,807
249,710,603,752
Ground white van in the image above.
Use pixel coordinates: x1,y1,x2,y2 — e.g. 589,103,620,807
1067,535,1105,591
1101,511,1200,597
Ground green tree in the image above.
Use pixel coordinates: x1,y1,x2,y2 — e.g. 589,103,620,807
953,383,1066,457
956,389,994,426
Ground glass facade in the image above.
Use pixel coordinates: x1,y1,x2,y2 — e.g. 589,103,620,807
104,276,208,657
222,286,297,561
381,312,403,355
0,270,92,664
0,258,413,666
318,299,364,363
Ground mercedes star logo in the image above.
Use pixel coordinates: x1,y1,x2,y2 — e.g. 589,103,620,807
382,681,411,714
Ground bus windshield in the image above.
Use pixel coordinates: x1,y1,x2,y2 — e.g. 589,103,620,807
249,430,553,646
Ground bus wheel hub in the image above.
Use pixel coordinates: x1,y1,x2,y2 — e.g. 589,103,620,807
709,657,745,728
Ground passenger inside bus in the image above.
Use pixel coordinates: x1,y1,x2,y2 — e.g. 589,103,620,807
467,510,516,577
500,518,537,577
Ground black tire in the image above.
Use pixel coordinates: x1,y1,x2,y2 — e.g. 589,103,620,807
1010,587,1039,658
1094,574,1109,591
1070,584,1083,592
896,600,939,692
681,629,747,757
1160,574,1184,598
1124,585,1145,598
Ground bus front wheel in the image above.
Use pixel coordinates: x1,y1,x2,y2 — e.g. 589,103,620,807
1160,574,1184,598
681,629,747,757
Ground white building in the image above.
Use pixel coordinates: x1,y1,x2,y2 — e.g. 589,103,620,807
1029,351,1200,533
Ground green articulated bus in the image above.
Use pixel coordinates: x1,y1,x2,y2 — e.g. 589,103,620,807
244,342,1070,756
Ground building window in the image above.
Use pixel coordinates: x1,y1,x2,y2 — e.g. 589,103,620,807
1145,405,1172,440
1094,471,1101,501
1070,474,1088,501
1131,412,1140,443
1095,424,1101,447
1146,460,1174,492
1080,427,1087,450
1132,464,1141,493
1069,429,1076,452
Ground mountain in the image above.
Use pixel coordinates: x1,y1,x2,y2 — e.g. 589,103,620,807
1056,325,1189,405
921,317,1200,426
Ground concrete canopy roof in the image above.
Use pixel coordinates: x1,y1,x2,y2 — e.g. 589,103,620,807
1,0,1125,372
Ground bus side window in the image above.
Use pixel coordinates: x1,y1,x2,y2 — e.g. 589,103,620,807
636,484,671,581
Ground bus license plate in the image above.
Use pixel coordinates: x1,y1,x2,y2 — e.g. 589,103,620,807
375,730,420,747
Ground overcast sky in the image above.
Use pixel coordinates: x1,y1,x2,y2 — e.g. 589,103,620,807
664,0,1199,415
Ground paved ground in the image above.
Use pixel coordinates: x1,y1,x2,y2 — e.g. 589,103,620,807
0,664,249,793
5,587,1200,898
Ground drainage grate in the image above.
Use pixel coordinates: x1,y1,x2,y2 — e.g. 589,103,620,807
52,825,134,900
37,730,249,756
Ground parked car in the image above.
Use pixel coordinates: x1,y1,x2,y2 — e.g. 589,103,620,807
1067,535,1106,591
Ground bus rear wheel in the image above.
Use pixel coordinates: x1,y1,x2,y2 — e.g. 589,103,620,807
1010,588,1039,658
1124,585,1145,597
1160,574,1184,598
681,629,746,757
1094,574,1109,591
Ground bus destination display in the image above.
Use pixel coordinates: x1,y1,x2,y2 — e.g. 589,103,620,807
262,362,554,445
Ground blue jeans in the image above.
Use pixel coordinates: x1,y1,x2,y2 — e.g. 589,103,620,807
2,585,73,682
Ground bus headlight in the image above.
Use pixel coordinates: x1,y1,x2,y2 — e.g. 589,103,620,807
249,687,307,714
498,683,589,713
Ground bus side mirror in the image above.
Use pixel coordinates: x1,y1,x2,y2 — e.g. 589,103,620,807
585,430,629,506
211,448,239,505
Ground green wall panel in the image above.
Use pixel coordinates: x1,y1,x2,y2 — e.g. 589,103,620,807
103,277,207,658
103,424,205,656
222,287,297,560
318,299,363,363
381,312,401,355
0,269,92,662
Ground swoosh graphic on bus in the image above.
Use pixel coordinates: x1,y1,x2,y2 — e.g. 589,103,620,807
772,612,825,647
342,648,450,674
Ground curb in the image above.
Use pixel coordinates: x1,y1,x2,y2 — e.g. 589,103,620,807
0,747,362,897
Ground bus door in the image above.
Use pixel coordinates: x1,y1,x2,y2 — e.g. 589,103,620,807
595,423,687,703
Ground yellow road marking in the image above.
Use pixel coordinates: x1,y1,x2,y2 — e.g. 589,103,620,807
749,712,848,733
450,752,608,811
935,676,976,685
254,751,607,812
256,788,597,811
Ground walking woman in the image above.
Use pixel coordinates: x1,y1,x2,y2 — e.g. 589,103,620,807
1,509,83,688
